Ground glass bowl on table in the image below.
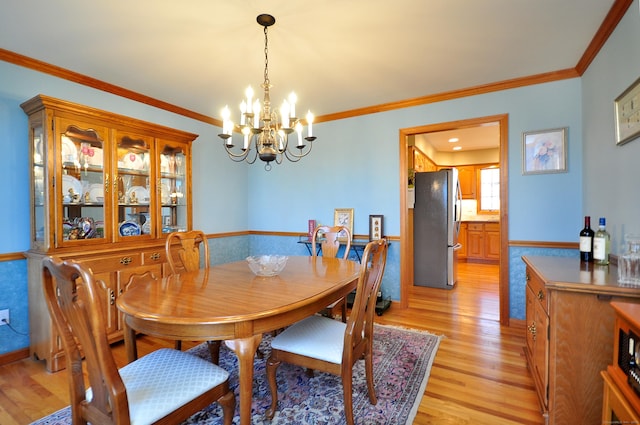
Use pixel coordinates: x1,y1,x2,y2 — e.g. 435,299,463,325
246,255,288,277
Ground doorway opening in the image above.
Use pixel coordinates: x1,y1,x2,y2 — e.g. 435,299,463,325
398,114,511,326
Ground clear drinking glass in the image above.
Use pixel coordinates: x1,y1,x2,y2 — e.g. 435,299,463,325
618,234,640,286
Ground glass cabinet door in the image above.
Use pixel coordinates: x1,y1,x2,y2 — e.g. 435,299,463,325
31,120,46,248
56,118,109,247
115,131,154,240
158,140,188,235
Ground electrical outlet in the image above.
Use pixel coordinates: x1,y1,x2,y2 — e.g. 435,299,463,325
0,309,9,325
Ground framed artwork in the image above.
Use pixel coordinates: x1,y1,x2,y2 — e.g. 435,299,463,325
522,127,567,175
369,215,384,240
333,208,354,240
615,76,640,146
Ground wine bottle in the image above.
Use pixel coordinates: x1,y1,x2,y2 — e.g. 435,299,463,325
593,217,611,265
579,216,594,262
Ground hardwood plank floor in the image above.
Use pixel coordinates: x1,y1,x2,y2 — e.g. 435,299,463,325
0,262,544,424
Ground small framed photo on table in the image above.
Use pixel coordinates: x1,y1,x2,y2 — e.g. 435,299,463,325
334,208,354,240
369,215,384,240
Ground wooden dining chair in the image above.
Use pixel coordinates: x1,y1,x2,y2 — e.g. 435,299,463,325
265,239,388,425
42,256,235,425
312,225,352,322
165,230,210,274
165,230,221,362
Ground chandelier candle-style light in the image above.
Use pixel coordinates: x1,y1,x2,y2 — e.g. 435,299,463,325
219,14,316,171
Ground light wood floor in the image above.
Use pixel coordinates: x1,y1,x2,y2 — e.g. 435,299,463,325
0,262,544,425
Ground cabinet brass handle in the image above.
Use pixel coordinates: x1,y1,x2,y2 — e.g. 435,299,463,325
110,289,115,305
120,256,132,265
525,273,530,281
537,290,544,301
105,174,109,194
150,253,161,261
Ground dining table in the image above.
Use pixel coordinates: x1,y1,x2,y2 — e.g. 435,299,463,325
116,255,361,425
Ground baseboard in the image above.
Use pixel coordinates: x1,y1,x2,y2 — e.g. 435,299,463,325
0,347,29,366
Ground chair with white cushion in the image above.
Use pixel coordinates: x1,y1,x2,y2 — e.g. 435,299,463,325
265,238,388,425
42,256,235,425
311,225,352,322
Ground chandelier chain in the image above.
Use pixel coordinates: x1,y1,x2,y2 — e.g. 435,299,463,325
263,26,270,87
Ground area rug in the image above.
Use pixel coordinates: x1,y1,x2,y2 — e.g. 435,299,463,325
31,324,441,425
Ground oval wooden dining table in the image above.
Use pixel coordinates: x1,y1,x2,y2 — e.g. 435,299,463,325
116,255,360,425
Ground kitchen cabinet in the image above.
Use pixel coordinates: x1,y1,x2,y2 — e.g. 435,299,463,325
457,165,476,199
463,222,499,264
22,95,196,372
457,223,468,259
522,256,640,425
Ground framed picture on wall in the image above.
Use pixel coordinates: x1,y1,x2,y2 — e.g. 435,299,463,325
615,75,640,146
369,215,384,240
522,127,567,175
334,208,354,240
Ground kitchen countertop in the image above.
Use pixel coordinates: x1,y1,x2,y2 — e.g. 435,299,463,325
461,217,500,223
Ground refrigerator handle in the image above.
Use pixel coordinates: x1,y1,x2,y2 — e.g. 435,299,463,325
452,243,462,251
454,178,462,236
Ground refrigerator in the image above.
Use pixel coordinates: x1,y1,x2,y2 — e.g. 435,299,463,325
413,168,462,289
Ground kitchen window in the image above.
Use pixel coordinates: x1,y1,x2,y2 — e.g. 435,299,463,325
478,167,500,212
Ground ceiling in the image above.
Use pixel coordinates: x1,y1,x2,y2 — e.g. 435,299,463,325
0,1,618,151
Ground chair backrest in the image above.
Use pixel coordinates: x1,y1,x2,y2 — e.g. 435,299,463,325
42,256,131,424
344,239,388,361
165,230,210,274
311,225,352,260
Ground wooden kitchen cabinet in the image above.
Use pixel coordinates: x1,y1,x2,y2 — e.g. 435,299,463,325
22,95,196,372
457,222,468,259
457,165,476,199
522,256,640,425
463,222,499,264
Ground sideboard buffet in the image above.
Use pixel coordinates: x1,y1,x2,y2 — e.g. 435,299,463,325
21,95,196,372
522,255,640,425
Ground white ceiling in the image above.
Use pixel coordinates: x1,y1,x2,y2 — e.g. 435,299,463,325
0,1,617,151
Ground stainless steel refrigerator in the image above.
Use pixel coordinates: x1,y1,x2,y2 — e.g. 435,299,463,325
413,168,462,289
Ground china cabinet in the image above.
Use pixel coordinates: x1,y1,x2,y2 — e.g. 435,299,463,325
21,95,196,371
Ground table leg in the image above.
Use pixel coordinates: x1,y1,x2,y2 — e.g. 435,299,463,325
225,335,262,425
123,320,138,363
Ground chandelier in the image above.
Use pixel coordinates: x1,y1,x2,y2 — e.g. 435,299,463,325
218,14,316,171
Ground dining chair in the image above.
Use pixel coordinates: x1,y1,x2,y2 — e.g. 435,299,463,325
265,238,388,425
165,230,210,274
42,256,235,425
311,225,352,322
165,230,220,362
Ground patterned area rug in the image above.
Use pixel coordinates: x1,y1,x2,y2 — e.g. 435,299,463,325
31,324,441,425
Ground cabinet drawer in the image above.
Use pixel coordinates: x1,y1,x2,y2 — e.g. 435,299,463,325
82,253,143,273
526,267,548,313
468,223,484,231
484,223,500,232
141,249,167,265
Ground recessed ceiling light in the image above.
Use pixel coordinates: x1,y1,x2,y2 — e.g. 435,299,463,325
448,137,459,143
453,146,462,151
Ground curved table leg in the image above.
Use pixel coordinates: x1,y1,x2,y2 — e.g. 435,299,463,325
225,334,262,425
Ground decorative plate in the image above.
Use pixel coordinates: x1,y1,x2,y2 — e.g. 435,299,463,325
88,183,104,203
125,186,150,204
61,137,78,164
62,175,83,202
121,152,144,170
119,221,141,236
